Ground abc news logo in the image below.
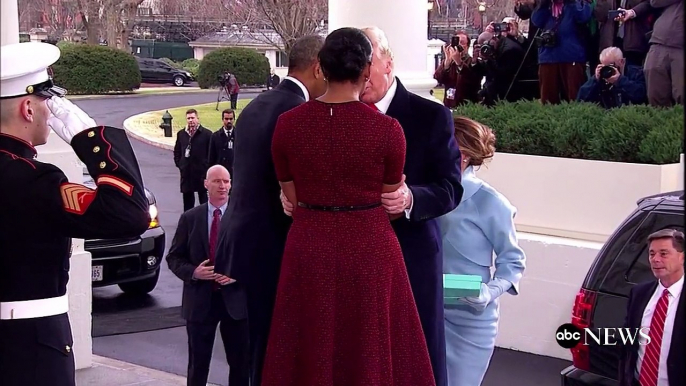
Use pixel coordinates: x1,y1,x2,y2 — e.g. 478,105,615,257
555,323,651,349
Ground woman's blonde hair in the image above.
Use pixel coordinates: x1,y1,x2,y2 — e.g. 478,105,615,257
452,116,496,167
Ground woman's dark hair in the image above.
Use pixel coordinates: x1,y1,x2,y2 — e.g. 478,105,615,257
318,27,373,83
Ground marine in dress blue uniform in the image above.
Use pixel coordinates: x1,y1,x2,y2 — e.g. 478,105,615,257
0,42,150,386
437,166,527,386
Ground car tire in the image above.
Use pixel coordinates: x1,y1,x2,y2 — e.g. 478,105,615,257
118,268,160,295
173,75,185,87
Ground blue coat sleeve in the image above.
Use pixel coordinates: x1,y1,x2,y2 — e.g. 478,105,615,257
571,0,593,23
407,106,463,222
532,5,551,28
481,193,526,295
616,69,647,105
577,77,601,102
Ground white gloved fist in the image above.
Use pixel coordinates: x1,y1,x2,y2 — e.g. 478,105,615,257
459,283,492,312
46,96,97,144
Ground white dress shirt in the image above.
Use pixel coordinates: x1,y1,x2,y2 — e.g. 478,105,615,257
370,78,413,218
283,75,309,102
635,274,684,385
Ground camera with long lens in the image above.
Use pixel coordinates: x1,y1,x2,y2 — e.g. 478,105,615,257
480,43,496,58
218,72,231,86
599,65,618,80
534,30,557,48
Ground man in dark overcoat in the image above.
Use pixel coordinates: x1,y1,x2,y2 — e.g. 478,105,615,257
173,108,212,211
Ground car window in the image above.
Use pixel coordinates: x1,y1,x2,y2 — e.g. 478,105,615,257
626,212,683,284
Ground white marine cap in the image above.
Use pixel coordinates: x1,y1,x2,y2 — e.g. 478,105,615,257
0,41,66,99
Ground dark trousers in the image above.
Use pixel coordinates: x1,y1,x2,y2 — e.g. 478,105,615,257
644,44,684,107
246,279,279,386
183,190,207,212
186,291,249,386
0,313,75,386
538,62,587,104
230,93,238,110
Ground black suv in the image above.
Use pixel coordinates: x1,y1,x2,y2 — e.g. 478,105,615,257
83,171,165,295
561,190,684,385
136,57,194,87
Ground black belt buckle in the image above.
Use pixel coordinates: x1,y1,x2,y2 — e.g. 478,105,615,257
297,202,381,212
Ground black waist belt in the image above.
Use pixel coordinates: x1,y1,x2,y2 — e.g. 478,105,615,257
297,202,381,212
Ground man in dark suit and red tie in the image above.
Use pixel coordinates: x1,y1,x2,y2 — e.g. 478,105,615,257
280,26,463,386
618,228,684,386
166,165,249,386
213,35,328,386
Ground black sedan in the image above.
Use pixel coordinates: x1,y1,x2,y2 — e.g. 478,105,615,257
83,170,165,295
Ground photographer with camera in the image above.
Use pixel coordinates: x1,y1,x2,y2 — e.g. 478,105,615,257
477,18,540,106
532,0,592,104
433,32,484,108
577,46,646,108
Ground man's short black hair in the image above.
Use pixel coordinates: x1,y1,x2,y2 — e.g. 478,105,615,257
288,35,325,73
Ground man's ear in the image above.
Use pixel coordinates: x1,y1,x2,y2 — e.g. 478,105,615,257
314,62,323,79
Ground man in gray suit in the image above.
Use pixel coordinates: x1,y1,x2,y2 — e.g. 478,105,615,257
167,165,248,386
213,35,327,386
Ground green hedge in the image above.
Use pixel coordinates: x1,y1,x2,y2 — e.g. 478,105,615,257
52,44,141,95
197,48,270,88
452,101,684,165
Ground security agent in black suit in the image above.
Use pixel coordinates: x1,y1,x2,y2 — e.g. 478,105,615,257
618,229,684,386
208,109,235,176
167,165,249,386
213,34,327,386
0,42,150,386
173,108,212,212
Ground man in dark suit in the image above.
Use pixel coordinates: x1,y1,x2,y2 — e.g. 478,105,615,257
618,228,684,386
359,27,462,386
208,109,235,176
266,68,281,90
280,27,463,386
166,165,249,386
173,108,212,212
213,35,327,386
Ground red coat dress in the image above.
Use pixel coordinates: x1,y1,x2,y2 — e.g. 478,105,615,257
261,100,436,386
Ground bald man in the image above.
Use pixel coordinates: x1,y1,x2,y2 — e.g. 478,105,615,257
166,165,249,386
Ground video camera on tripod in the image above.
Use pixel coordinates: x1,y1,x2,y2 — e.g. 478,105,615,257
218,72,231,87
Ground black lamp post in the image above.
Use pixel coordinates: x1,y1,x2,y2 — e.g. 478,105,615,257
160,110,173,138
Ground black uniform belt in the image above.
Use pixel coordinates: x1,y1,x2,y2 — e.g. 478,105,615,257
297,202,381,212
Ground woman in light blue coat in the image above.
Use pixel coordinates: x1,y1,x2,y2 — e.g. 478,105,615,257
438,117,526,386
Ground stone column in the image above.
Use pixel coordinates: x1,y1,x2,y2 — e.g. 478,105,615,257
1,0,93,370
328,0,439,100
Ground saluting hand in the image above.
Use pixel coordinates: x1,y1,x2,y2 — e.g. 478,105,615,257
193,259,217,280
46,96,97,144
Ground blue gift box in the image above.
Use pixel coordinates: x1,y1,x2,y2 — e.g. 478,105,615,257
443,274,482,304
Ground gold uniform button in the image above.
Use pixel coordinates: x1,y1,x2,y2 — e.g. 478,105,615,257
93,146,100,153
99,162,106,169
88,131,95,138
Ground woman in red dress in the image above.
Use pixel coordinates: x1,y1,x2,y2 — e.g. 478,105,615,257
261,27,436,386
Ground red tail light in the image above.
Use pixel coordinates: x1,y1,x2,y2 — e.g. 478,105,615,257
570,288,596,371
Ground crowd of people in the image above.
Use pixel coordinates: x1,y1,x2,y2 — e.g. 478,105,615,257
435,0,683,110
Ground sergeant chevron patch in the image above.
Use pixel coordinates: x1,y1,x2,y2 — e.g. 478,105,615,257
97,175,133,196
60,183,96,215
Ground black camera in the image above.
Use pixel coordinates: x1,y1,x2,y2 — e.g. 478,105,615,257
599,65,618,80
480,43,496,58
492,22,510,34
218,72,231,86
451,36,463,50
535,30,557,48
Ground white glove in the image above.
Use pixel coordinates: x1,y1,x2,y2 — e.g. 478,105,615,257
459,283,493,312
46,96,97,144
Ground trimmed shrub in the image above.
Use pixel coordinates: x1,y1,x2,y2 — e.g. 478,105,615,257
52,44,141,95
181,58,200,77
197,48,270,88
452,101,684,165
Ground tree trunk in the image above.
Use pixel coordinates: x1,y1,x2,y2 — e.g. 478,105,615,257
105,5,119,48
86,7,101,44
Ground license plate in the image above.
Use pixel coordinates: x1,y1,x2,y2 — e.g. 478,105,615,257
92,265,103,282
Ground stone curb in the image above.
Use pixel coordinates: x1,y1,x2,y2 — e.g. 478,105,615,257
91,355,220,385
123,114,175,151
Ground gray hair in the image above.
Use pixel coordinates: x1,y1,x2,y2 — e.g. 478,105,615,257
288,35,325,73
648,228,684,252
361,26,394,60
600,47,623,63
